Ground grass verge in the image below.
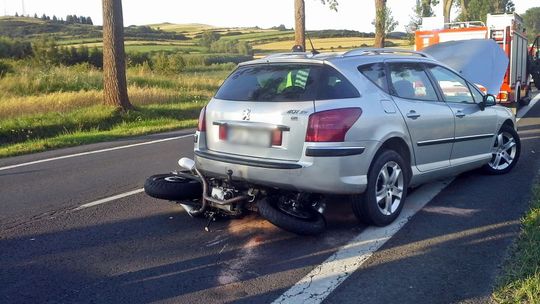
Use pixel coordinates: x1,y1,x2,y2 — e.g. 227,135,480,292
493,183,540,303
0,103,202,158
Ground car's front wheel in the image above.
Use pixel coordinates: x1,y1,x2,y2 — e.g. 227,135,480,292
483,124,521,175
351,150,409,226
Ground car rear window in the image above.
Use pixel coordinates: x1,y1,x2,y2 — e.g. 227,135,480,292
215,64,359,102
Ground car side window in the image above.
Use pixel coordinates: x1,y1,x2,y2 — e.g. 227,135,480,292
428,65,475,104
358,63,389,93
317,66,360,100
388,62,438,101
469,83,484,103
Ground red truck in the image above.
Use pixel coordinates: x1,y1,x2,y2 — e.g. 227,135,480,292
416,13,532,108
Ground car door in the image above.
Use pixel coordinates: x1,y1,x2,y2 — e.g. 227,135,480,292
426,64,498,164
386,61,455,172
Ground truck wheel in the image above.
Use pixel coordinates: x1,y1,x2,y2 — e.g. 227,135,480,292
351,150,409,226
144,173,202,201
518,87,531,107
482,125,520,175
257,196,326,235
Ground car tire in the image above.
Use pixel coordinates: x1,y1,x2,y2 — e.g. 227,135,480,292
482,124,521,175
351,150,409,226
257,196,326,235
144,173,202,201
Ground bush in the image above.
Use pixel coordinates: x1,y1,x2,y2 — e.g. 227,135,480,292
151,52,186,74
0,60,12,77
209,39,252,55
0,36,33,59
32,37,103,68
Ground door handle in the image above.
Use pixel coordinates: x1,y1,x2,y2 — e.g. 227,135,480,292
406,110,421,119
455,111,466,118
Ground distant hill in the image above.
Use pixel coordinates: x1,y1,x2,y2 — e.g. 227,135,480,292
0,16,410,54
0,16,101,40
0,16,187,42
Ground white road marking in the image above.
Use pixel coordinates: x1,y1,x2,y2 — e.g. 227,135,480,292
0,134,194,172
73,188,145,211
272,178,454,304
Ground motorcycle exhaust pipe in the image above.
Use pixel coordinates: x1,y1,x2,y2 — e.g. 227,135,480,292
179,203,197,217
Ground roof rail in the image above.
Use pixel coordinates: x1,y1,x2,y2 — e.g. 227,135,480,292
342,48,431,58
263,52,312,59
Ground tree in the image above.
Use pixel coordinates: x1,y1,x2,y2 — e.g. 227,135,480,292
294,0,306,50
454,0,515,23
15,12,18,17
102,0,132,110
320,0,339,11
443,0,453,23
87,16,94,25
374,0,387,48
200,31,220,48
52,15,58,22
34,13,38,18
524,7,540,42
294,0,338,51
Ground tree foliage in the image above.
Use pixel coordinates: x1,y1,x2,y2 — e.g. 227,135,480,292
455,0,515,22
373,4,398,38
199,31,220,48
319,0,339,11
523,7,540,42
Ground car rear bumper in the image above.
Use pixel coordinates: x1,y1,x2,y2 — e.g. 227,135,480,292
194,142,378,194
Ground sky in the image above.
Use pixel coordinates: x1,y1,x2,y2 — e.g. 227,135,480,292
0,0,538,32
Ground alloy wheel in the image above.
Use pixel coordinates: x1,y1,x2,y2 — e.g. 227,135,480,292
489,132,517,171
375,161,404,216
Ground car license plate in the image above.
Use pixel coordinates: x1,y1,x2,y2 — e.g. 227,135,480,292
228,127,271,147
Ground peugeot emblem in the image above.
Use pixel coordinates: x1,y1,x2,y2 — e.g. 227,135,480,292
242,109,251,121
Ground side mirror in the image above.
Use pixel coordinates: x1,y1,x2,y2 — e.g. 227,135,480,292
479,94,497,111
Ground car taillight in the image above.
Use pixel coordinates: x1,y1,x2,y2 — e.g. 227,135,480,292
197,106,206,132
306,108,362,142
218,125,227,140
271,129,283,146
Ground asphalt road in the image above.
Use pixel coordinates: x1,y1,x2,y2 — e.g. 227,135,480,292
1,96,539,304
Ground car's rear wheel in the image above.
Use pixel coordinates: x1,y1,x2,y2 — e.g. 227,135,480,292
258,196,326,235
483,124,520,175
351,150,409,226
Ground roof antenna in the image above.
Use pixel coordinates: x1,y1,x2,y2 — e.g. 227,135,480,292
306,32,319,55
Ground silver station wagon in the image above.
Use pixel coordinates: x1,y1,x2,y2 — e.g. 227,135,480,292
145,47,520,235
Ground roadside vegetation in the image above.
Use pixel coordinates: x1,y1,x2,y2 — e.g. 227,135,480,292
493,184,540,303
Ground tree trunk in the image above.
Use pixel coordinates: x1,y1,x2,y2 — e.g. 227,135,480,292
443,0,453,24
421,0,432,17
374,0,385,48
102,0,132,110
460,0,468,21
294,0,306,51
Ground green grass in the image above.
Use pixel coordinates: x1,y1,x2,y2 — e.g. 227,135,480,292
493,184,540,303
0,103,202,158
0,61,232,158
